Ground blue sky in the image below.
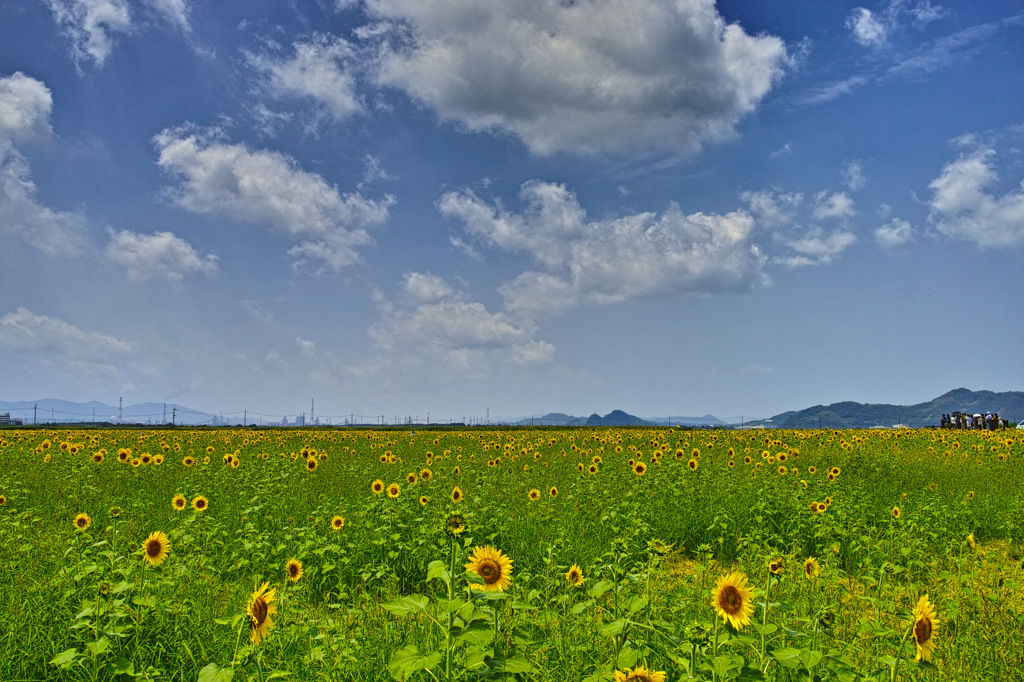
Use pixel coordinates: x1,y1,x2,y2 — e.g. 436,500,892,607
1,0,1022,424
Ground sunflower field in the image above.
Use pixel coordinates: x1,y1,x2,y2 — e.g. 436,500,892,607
0,427,1022,681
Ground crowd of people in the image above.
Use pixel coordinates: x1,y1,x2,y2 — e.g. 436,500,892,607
940,411,1006,430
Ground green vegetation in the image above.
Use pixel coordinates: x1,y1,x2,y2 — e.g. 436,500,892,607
0,427,1021,680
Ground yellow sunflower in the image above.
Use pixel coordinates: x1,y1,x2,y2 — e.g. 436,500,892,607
331,515,345,530
892,505,901,519
565,564,585,587
372,479,385,495
803,557,820,579
286,558,303,583
912,594,939,662
633,461,647,476
688,458,699,471
445,514,467,537
711,572,755,630
387,483,401,499
465,546,513,592
192,495,208,512
613,666,666,682
248,581,277,645
171,494,187,511
549,486,558,498
451,486,463,504
528,489,541,501
419,496,429,506
73,512,91,531
768,557,785,575
141,531,170,566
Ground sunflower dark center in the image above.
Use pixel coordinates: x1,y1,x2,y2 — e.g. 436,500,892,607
146,539,162,558
289,564,299,577
251,597,268,626
478,560,500,584
915,617,932,644
77,518,87,527
719,585,742,614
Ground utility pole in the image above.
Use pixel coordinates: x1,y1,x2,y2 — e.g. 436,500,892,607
244,410,247,427
311,399,315,425
34,403,37,425
119,397,123,425
172,407,176,426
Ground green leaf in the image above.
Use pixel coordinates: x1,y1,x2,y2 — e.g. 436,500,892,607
197,662,235,682
104,657,135,677
426,560,450,585
388,645,443,680
616,645,639,669
588,579,613,599
50,648,79,669
571,598,595,615
437,597,465,613
771,647,803,669
597,619,626,638
799,649,823,670
495,654,533,673
214,614,245,628
627,595,648,615
85,637,110,656
381,594,429,616
711,654,742,677
454,621,494,646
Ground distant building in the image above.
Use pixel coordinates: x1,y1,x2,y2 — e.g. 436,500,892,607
0,412,24,426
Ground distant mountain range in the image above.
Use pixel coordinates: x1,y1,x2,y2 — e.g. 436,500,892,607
745,388,1024,429
508,409,725,427
0,399,220,426
1,388,1019,428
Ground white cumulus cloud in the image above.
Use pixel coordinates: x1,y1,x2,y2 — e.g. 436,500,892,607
774,227,857,268
0,307,133,357
368,272,553,373
366,0,789,156
248,35,363,122
441,180,768,315
146,0,189,31
0,73,54,143
846,8,889,48
928,146,1024,248
105,229,218,281
0,73,87,256
875,218,915,248
153,126,394,271
45,0,133,66
813,191,856,220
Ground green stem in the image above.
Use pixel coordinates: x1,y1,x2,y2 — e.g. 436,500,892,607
890,625,913,682
445,538,456,682
760,570,772,665
711,616,721,682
